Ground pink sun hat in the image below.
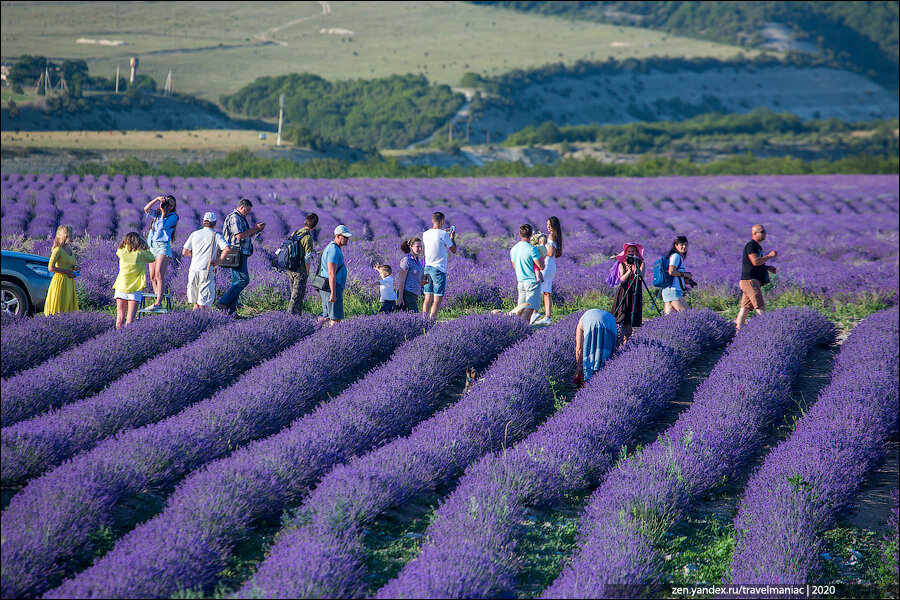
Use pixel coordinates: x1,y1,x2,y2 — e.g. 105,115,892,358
615,242,645,263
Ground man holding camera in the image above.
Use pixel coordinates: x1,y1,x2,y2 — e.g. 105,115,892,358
216,198,266,315
736,223,778,329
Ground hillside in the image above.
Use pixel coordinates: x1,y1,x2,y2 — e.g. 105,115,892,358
0,1,755,100
475,1,900,89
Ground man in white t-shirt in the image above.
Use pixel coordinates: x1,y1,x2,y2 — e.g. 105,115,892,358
421,211,457,318
182,212,230,309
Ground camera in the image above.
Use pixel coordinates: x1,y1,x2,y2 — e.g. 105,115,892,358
625,255,642,265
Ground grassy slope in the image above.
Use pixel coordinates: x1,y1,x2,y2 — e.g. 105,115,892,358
0,1,752,101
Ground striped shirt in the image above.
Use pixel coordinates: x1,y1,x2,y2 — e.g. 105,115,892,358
580,309,618,381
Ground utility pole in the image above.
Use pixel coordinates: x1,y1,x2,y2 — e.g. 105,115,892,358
276,93,285,146
115,65,120,94
448,122,453,144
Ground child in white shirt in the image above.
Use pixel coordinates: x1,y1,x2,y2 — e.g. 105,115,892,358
374,264,398,313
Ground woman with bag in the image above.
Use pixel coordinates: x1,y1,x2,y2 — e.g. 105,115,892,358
315,224,352,326
395,237,425,312
143,195,178,313
663,235,694,314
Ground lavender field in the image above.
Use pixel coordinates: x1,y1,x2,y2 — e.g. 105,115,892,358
1,173,898,316
1,173,898,598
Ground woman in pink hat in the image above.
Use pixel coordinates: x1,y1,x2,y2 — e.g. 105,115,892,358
611,242,645,344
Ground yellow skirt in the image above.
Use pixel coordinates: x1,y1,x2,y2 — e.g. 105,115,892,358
44,273,79,316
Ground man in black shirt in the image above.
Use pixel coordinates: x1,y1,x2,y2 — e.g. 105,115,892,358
736,224,778,329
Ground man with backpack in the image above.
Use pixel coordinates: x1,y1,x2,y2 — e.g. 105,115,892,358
278,213,318,315
736,224,778,329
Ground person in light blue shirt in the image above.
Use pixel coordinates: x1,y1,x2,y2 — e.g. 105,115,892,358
319,224,352,326
508,223,544,323
574,308,618,386
142,195,179,312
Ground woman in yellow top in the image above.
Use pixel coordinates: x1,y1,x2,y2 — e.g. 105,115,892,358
45,224,80,316
113,232,157,329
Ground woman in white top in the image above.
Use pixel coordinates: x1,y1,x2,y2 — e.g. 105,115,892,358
662,235,695,314
533,216,562,326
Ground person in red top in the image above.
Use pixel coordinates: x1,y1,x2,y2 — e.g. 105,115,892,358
736,224,778,330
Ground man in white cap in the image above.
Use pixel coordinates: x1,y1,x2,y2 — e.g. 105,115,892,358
182,212,230,309
318,224,352,326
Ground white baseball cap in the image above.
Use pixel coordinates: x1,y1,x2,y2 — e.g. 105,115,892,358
203,211,218,222
334,224,353,238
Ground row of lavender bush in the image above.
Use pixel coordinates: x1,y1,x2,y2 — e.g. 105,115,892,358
237,312,583,598
1,313,430,599
1,310,229,426
46,313,528,599
377,309,733,598
1,311,113,379
1,312,316,485
543,308,836,598
729,307,899,584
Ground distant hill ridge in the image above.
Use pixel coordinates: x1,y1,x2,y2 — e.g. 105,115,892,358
473,0,900,90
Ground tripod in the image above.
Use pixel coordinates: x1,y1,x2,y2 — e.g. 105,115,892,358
612,264,663,320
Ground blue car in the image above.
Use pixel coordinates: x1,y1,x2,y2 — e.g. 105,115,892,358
1,250,54,315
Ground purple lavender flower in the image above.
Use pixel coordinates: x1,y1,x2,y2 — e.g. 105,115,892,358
378,309,733,598
1,311,113,379
1,312,316,485
1,310,229,426
543,308,835,598
728,307,899,584
1,313,430,599
46,314,528,599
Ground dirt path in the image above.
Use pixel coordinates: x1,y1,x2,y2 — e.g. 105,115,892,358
254,1,332,46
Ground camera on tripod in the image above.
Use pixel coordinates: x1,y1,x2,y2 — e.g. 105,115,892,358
625,255,642,266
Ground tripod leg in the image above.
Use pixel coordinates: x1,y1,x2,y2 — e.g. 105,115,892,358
639,274,663,316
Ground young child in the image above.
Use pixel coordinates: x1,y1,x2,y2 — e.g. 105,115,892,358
533,234,548,284
374,264,398,313
113,232,157,329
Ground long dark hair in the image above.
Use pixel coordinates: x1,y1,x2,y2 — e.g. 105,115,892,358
547,216,563,257
666,235,688,260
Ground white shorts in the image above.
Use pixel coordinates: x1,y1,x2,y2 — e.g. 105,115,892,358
187,270,215,306
114,290,142,302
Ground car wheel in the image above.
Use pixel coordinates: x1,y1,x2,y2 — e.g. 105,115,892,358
1,281,31,316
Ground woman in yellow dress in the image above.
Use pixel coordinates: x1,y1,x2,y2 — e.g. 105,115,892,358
44,225,80,316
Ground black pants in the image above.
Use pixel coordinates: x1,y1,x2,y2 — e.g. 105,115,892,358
398,290,419,311
379,300,396,314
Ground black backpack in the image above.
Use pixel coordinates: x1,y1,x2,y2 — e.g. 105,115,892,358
275,230,310,271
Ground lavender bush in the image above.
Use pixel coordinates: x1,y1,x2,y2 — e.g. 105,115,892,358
2,174,897,311
47,314,528,599
728,307,899,584
1,311,113,379
543,308,836,598
1,312,316,485
378,309,733,598
237,313,582,598
1,310,228,426
1,313,429,599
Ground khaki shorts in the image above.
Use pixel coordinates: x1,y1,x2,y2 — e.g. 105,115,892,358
739,279,766,310
517,280,541,310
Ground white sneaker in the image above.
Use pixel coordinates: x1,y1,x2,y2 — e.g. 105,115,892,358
529,312,541,324
535,317,552,326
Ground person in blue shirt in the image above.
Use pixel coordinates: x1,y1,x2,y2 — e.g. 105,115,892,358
142,195,179,312
574,308,618,387
508,223,545,324
319,224,352,326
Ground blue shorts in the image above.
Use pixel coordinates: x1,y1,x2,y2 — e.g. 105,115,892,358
320,287,344,320
661,287,684,303
423,266,447,297
149,241,172,258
